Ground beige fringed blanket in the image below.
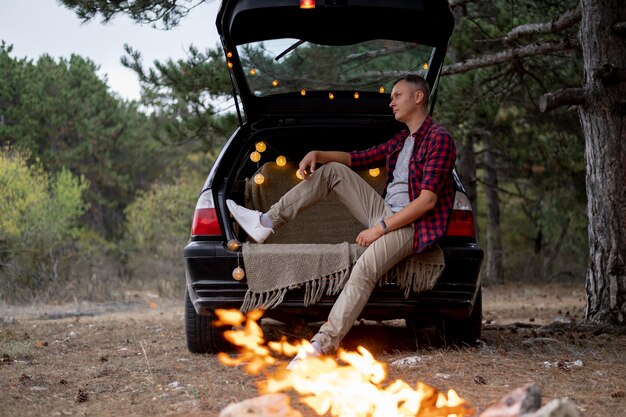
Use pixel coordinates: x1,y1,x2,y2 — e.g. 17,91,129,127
241,242,445,312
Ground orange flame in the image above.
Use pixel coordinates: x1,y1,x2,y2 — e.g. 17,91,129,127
215,309,474,417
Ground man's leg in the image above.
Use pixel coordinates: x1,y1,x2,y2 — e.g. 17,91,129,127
267,161,415,354
266,162,386,230
311,226,414,354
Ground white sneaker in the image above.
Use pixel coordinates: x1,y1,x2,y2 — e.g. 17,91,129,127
287,341,322,370
226,199,273,243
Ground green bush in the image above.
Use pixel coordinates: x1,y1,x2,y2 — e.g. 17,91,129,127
0,149,89,301
122,169,205,294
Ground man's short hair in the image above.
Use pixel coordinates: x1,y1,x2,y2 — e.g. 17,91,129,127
393,74,430,107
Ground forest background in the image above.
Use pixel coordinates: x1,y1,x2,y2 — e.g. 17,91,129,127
0,0,589,304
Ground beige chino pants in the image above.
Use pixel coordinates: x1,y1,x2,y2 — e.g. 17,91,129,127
266,162,414,354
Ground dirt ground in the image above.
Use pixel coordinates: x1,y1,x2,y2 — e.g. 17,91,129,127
1,282,624,417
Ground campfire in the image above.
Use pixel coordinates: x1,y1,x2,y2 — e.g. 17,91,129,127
215,309,473,417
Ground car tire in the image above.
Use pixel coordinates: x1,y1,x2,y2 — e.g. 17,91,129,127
184,289,229,354
438,288,482,347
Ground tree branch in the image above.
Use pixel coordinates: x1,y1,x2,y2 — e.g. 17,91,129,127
539,87,586,112
442,36,580,76
504,5,581,44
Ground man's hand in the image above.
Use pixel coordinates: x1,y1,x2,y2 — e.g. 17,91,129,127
298,151,318,180
356,224,385,247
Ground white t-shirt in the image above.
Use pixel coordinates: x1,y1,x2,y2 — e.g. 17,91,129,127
385,134,414,213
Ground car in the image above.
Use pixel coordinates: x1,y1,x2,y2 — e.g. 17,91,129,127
183,0,484,353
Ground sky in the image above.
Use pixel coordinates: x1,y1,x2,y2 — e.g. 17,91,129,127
0,0,222,101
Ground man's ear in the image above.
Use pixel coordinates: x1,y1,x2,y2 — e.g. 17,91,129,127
414,89,424,105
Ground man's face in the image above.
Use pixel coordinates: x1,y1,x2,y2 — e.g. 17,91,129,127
389,80,422,123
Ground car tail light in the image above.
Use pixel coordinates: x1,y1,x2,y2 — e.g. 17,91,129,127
445,192,476,237
191,190,222,236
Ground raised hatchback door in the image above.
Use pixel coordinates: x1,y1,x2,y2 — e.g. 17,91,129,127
215,0,455,121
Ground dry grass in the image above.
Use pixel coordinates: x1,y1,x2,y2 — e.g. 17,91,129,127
0,282,624,417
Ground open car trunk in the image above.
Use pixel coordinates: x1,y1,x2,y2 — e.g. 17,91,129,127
182,0,483,354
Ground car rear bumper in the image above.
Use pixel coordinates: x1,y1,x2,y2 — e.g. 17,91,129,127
183,240,483,322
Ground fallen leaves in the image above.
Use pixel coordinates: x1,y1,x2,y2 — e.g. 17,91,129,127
389,355,432,367
19,373,32,384
474,375,487,385
75,389,89,403
541,359,583,370
611,390,625,399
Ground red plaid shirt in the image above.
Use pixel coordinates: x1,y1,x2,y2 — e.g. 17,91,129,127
350,116,456,253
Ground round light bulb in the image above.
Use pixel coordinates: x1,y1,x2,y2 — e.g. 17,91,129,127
249,68,256,75
272,80,279,87
369,168,380,177
255,142,267,152
276,156,287,166
379,86,385,94
300,88,306,96
295,170,303,180
226,52,233,58
423,63,429,70
227,239,242,251
328,92,335,100
227,61,233,69
254,173,265,185
354,92,359,99
232,267,245,280
250,151,261,162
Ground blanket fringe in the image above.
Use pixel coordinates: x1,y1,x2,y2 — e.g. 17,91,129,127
382,260,445,298
241,287,288,312
242,266,351,312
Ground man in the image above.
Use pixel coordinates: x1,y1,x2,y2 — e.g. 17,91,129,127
226,73,456,368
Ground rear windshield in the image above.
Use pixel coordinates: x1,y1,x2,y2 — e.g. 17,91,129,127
235,39,434,97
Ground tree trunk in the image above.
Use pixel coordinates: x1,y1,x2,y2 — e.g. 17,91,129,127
579,0,626,324
484,142,503,284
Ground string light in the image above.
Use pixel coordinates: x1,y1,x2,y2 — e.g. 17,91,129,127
254,174,265,185
276,156,287,166
226,52,233,58
295,170,304,180
232,251,245,280
227,61,233,69
329,92,335,100
300,0,315,9
249,68,256,75
227,239,242,251
354,91,360,99
369,168,380,177
379,86,385,94
300,88,307,96
423,63,429,70
250,151,261,162
232,267,245,280
272,80,279,87
255,142,267,152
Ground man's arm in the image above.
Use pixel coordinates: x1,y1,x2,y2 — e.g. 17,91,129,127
355,189,437,247
298,150,351,180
